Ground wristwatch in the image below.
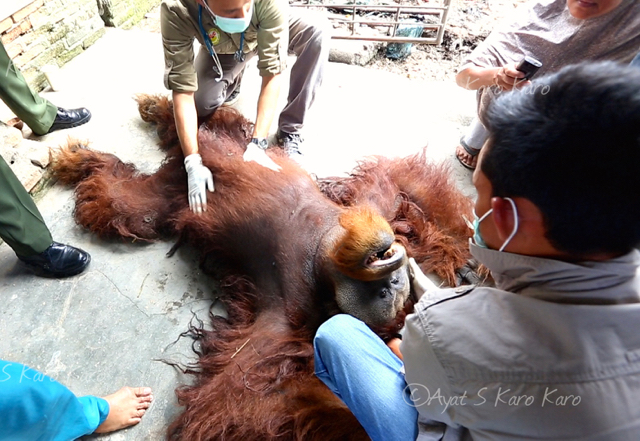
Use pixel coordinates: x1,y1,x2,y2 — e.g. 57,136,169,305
250,137,269,150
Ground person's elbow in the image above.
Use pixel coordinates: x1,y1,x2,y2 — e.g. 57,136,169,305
260,71,282,86
172,90,194,100
455,68,471,88
172,90,195,110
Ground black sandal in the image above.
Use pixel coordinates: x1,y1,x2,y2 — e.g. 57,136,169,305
456,138,481,171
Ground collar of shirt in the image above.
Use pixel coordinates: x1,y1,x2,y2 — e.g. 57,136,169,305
470,243,640,304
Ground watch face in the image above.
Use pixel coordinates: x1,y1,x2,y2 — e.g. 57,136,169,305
253,138,268,149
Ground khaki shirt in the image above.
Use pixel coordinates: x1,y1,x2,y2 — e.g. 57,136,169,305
161,0,289,92
402,243,640,440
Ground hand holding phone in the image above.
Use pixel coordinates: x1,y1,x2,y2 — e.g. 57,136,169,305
516,56,543,80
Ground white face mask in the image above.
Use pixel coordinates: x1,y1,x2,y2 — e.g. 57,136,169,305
203,0,253,34
471,197,519,252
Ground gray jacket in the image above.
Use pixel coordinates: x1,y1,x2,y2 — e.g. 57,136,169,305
402,243,640,440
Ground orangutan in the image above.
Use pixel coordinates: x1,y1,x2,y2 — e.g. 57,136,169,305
51,95,475,440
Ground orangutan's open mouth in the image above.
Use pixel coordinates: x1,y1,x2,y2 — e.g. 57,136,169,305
366,242,404,268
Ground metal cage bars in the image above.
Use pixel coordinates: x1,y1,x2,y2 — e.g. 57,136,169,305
290,0,452,44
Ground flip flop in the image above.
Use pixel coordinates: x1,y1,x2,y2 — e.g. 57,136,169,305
456,138,481,171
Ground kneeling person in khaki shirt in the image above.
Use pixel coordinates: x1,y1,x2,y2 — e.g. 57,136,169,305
161,0,330,213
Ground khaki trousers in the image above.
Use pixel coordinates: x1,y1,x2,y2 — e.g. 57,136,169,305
194,10,330,135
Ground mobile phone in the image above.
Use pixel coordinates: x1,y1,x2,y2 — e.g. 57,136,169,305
516,56,543,80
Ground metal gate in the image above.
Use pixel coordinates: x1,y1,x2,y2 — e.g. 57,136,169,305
290,0,452,44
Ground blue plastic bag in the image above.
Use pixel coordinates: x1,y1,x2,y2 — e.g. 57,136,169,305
386,22,424,60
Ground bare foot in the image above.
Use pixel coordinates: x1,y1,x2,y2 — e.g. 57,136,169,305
94,386,153,434
455,144,479,170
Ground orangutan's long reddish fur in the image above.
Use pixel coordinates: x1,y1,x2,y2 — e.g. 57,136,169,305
319,156,473,287
331,206,396,281
51,95,474,440
170,277,369,440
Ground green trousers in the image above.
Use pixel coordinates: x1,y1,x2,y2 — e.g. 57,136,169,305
0,154,52,257
0,41,57,135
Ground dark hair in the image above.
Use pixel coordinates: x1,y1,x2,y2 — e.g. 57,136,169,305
481,61,640,256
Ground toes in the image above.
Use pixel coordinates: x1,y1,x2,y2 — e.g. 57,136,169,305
137,400,152,410
137,393,154,405
456,146,470,161
133,387,153,397
128,417,143,426
462,152,476,164
455,146,478,168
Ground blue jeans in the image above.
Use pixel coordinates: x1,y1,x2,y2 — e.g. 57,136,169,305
314,314,419,441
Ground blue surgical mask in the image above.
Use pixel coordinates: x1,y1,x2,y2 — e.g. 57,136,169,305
470,197,519,252
203,1,253,34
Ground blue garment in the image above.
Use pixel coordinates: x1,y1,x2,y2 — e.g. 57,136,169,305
632,52,640,68
0,360,109,441
313,314,418,441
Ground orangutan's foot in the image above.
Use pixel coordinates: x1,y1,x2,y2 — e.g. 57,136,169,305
94,387,153,434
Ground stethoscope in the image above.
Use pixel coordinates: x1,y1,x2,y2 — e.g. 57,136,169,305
198,5,246,82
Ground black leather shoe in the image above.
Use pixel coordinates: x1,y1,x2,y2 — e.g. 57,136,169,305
46,107,92,134
18,242,91,278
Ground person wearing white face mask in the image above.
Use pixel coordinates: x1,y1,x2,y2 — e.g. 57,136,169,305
313,62,640,440
468,196,518,252
160,0,330,213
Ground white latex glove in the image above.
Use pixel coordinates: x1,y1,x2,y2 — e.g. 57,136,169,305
184,153,214,214
243,143,281,172
408,258,438,301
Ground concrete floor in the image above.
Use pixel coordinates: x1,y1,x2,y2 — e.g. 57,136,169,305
0,28,477,440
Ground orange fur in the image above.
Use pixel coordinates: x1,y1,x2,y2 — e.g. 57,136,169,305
167,278,368,440
319,153,475,285
135,94,179,150
52,95,480,440
331,206,396,281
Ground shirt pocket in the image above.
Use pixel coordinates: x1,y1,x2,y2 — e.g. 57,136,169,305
244,27,258,43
